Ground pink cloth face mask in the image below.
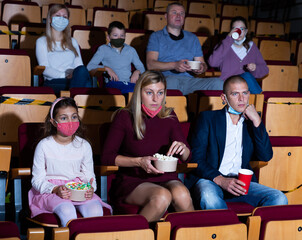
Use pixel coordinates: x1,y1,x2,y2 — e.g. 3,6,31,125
56,121,79,136
142,104,162,118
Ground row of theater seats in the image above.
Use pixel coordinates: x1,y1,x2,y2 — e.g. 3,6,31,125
0,87,301,224
1,205,302,240
0,0,291,35
0,47,300,96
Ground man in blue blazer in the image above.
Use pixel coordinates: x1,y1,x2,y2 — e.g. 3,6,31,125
185,75,287,209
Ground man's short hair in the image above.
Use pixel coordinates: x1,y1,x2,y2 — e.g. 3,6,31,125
166,2,185,13
223,75,248,94
108,21,125,35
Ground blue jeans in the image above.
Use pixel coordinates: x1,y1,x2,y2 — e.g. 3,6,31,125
44,65,92,95
193,178,288,210
165,75,224,95
105,81,135,94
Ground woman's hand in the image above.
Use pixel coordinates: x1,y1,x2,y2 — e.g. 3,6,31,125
105,66,119,81
167,141,188,156
139,156,164,174
52,185,71,199
246,63,256,72
85,178,94,200
65,69,74,79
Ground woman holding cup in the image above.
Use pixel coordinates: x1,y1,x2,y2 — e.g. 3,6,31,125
208,16,268,93
101,70,194,223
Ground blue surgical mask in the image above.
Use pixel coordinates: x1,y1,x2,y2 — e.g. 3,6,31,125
224,95,242,115
51,16,69,32
234,36,246,45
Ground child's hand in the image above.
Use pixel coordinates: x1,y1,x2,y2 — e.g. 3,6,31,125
85,178,94,200
53,185,71,199
105,67,119,81
130,70,140,83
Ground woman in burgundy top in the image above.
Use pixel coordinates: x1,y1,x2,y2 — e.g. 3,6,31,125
101,70,194,222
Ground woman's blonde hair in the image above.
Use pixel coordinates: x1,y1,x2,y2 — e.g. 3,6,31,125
45,4,78,56
124,70,174,140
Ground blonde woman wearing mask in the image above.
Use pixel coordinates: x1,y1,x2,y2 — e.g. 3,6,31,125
36,4,92,95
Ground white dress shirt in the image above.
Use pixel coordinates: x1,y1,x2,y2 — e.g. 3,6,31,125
219,109,245,176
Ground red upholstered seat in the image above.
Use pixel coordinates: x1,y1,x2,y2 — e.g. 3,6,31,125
269,136,302,146
194,90,223,96
0,221,20,239
67,215,150,240
166,89,183,96
252,205,302,240
0,86,54,95
226,202,255,216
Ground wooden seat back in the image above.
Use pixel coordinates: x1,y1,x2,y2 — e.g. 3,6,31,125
68,6,86,26
184,16,215,35
73,94,126,156
188,2,216,19
261,65,299,92
259,39,291,61
264,97,302,136
93,9,129,28
0,24,10,49
0,93,56,156
144,12,166,31
256,21,284,36
0,52,31,87
2,2,41,25
221,4,248,19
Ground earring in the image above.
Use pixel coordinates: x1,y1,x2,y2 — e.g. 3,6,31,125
222,101,225,105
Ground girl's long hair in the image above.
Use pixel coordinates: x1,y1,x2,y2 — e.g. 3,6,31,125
45,4,78,56
116,70,174,140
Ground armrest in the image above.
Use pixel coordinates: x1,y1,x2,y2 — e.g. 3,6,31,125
95,165,119,176
10,168,31,179
247,215,261,240
250,161,268,171
27,228,45,240
177,163,198,174
33,65,46,76
89,68,106,78
33,66,45,87
52,227,69,240
156,221,171,240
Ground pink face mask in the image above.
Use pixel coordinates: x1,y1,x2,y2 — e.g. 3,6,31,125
142,104,162,118
56,121,79,136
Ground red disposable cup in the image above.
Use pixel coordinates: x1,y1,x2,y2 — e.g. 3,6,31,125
238,169,253,194
232,28,242,40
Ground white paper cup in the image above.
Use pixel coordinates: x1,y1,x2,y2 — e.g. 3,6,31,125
187,61,201,70
65,182,91,202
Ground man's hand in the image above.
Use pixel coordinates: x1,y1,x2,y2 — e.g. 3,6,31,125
105,66,119,81
192,62,208,74
243,104,261,127
214,175,246,196
174,60,191,72
130,70,140,83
